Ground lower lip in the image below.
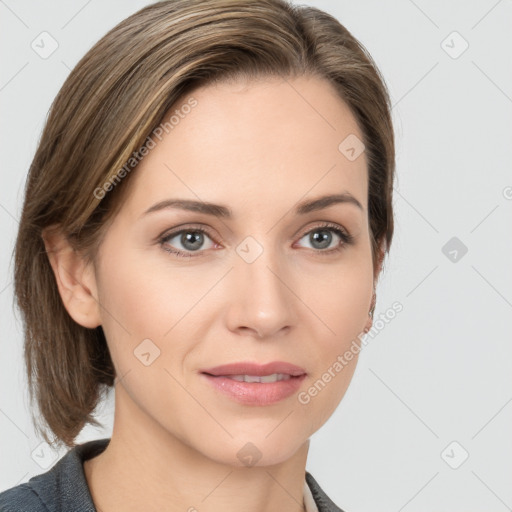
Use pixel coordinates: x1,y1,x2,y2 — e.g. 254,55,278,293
201,373,306,406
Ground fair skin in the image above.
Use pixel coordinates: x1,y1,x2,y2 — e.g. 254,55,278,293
44,75,383,512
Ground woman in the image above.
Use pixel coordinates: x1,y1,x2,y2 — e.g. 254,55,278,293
0,0,394,510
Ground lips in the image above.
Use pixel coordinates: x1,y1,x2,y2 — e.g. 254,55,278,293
200,361,306,378
200,361,307,406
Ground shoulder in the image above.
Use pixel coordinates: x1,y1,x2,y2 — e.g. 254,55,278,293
0,438,110,512
306,471,347,512
0,483,48,511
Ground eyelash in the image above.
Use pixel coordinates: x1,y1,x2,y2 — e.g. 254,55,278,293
158,222,354,258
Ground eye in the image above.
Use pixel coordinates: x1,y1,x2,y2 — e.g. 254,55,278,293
158,222,354,259
295,222,354,255
158,226,217,258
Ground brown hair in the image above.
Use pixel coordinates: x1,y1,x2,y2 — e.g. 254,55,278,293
14,0,395,448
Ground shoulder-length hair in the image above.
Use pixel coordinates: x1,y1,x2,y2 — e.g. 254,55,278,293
14,0,395,448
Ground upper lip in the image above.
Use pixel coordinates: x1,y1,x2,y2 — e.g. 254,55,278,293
200,361,306,377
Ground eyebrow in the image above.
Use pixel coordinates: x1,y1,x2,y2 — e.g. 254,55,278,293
141,193,364,219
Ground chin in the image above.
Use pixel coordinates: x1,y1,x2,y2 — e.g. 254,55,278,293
201,433,306,468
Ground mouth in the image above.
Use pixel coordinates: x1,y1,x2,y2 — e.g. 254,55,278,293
199,361,307,406
204,373,295,383
200,361,306,377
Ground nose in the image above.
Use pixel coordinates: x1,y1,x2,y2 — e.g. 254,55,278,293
224,243,298,339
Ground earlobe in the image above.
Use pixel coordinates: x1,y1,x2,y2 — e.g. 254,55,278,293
42,226,102,329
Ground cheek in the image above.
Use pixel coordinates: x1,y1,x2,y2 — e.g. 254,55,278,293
94,242,218,386
295,254,372,423
93,249,197,414
302,253,373,345
96,246,198,337
93,246,169,374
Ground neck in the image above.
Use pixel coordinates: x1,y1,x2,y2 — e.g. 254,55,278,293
84,385,310,512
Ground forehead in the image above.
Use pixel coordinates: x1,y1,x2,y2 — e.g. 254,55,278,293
124,75,368,218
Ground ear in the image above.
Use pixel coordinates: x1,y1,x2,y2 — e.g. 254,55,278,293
42,225,102,329
363,239,387,333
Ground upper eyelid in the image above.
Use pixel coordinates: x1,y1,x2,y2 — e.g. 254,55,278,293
159,224,215,241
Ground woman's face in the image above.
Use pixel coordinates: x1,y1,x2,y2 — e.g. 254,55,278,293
91,75,375,466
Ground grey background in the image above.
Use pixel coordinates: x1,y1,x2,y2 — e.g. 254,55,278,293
1,1,511,510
